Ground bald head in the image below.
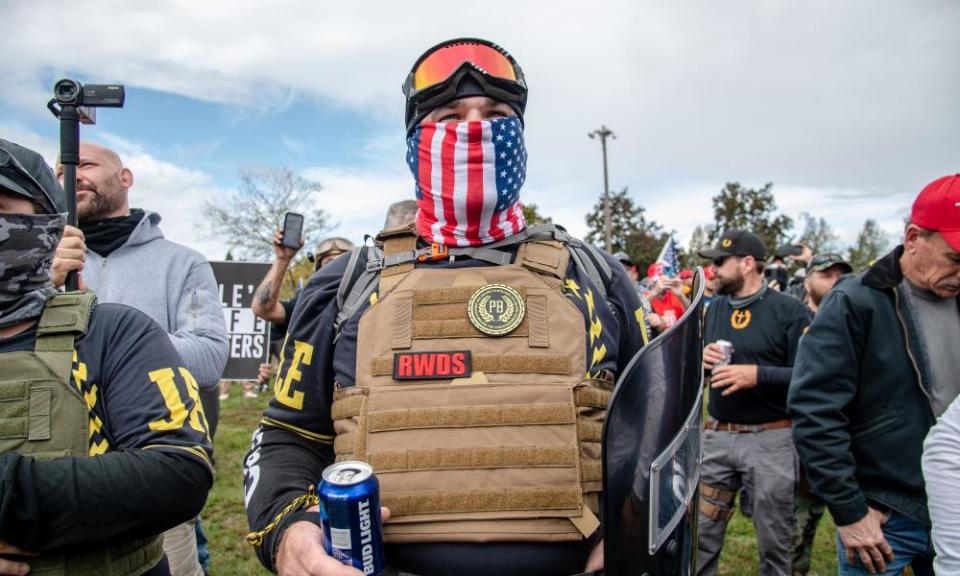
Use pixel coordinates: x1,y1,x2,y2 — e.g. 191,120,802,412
57,142,133,223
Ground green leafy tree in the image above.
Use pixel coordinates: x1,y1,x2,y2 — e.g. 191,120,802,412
683,224,714,268
797,212,839,254
709,182,793,254
585,187,669,267
847,219,890,272
522,203,553,225
224,250,235,261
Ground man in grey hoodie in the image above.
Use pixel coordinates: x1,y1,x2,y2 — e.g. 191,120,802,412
52,141,228,576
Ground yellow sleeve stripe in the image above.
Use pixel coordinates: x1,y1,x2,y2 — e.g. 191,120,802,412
142,444,214,471
260,417,335,444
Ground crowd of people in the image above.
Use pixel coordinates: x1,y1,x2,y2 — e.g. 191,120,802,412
0,36,958,576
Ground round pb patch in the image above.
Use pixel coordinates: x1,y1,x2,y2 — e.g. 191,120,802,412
467,284,525,336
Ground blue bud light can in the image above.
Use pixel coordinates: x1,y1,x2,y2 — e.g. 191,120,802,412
319,461,384,575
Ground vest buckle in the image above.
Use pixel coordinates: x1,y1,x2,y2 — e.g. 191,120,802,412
418,243,449,262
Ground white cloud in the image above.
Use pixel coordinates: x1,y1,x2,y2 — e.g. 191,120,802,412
0,124,231,259
300,166,412,247
2,0,956,257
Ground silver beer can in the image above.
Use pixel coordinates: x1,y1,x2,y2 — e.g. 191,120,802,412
714,340,734,367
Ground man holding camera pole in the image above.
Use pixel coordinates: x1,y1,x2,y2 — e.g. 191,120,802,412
51,141,227,576
695,229,811,576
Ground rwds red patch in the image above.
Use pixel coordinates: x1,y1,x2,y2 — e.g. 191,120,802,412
393,351,472,380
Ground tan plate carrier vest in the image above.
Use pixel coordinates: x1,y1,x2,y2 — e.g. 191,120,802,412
332,229,610,544
0,292,163,576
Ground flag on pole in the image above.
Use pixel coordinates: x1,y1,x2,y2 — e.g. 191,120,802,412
655,236,680,277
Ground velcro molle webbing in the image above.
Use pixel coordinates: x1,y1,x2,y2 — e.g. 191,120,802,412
577,420,603,443
383,487,582,516
412,319,528,339
0,418,27,439
516,240,570,280
334,432,356,456
36,291,95,335
526,294,549,348
372,353,571,377
368,445,579,472
580,459,602,483
574,387,612,409
368,403,576,432
0,382,28,402
392,296,413,349
28,387,52,441
330,394,365,421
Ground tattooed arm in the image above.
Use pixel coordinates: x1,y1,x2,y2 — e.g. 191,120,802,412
251,229,302,325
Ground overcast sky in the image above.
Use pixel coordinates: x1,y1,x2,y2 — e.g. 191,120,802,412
2,0,957,261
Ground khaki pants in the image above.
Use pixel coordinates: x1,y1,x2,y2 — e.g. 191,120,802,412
163,518,203,576
696,427,797,576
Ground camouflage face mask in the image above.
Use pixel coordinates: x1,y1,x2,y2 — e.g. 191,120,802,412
0,213,64,328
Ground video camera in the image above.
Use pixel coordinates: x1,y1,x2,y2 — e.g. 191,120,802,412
47,78,126,290
48,79,125,125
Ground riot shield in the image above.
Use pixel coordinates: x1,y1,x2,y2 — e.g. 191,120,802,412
601,269,705,576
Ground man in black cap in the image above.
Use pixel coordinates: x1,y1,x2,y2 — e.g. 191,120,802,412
0,138,213,576
695,230,811,576
243,38,645,576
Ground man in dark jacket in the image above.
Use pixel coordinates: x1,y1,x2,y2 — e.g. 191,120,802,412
788,174,960,576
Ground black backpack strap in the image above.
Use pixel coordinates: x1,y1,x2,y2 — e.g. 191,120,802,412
334,243,382,339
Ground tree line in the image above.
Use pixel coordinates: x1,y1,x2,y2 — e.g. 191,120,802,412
202,166,892,293
584,182,891,273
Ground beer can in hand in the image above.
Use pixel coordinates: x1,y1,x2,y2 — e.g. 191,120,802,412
714,340,734,367
319,461,384,575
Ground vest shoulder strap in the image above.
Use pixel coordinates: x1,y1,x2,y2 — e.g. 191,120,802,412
332,225,614,337
36,291,96,337
34,290,96,387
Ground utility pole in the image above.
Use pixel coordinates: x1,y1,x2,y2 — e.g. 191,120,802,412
588,125,615,251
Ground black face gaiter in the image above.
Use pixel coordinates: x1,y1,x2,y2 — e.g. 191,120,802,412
0,213,64,328
80,209,145,257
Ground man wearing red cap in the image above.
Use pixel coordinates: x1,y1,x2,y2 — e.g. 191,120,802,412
789,175,960,575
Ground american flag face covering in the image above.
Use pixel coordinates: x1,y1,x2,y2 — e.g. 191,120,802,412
406,116,527,247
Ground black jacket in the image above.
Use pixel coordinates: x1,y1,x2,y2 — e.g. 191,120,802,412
788,246,945,527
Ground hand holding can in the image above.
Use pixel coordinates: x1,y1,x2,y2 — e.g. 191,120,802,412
319,461,385,575
714,340,734,367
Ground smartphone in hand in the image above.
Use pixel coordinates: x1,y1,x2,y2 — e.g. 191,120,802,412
281,212,304,250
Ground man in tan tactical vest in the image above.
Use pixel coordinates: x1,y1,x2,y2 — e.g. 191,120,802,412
0,138,214,576
243,39,647,576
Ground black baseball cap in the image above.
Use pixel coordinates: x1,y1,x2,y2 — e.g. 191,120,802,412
0,138,64,214
806,253,853,275
698,230,766,261
612,251,634,267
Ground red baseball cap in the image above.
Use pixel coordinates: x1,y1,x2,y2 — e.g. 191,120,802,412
911,175,960,251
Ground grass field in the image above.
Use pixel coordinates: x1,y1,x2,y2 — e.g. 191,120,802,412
203,394,839,575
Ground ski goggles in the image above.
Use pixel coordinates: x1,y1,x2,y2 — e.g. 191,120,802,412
403,38,527,133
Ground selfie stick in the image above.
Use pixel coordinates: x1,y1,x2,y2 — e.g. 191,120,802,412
48,80,125,291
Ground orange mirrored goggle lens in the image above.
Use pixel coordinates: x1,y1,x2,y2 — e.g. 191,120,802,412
412,42,517,91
